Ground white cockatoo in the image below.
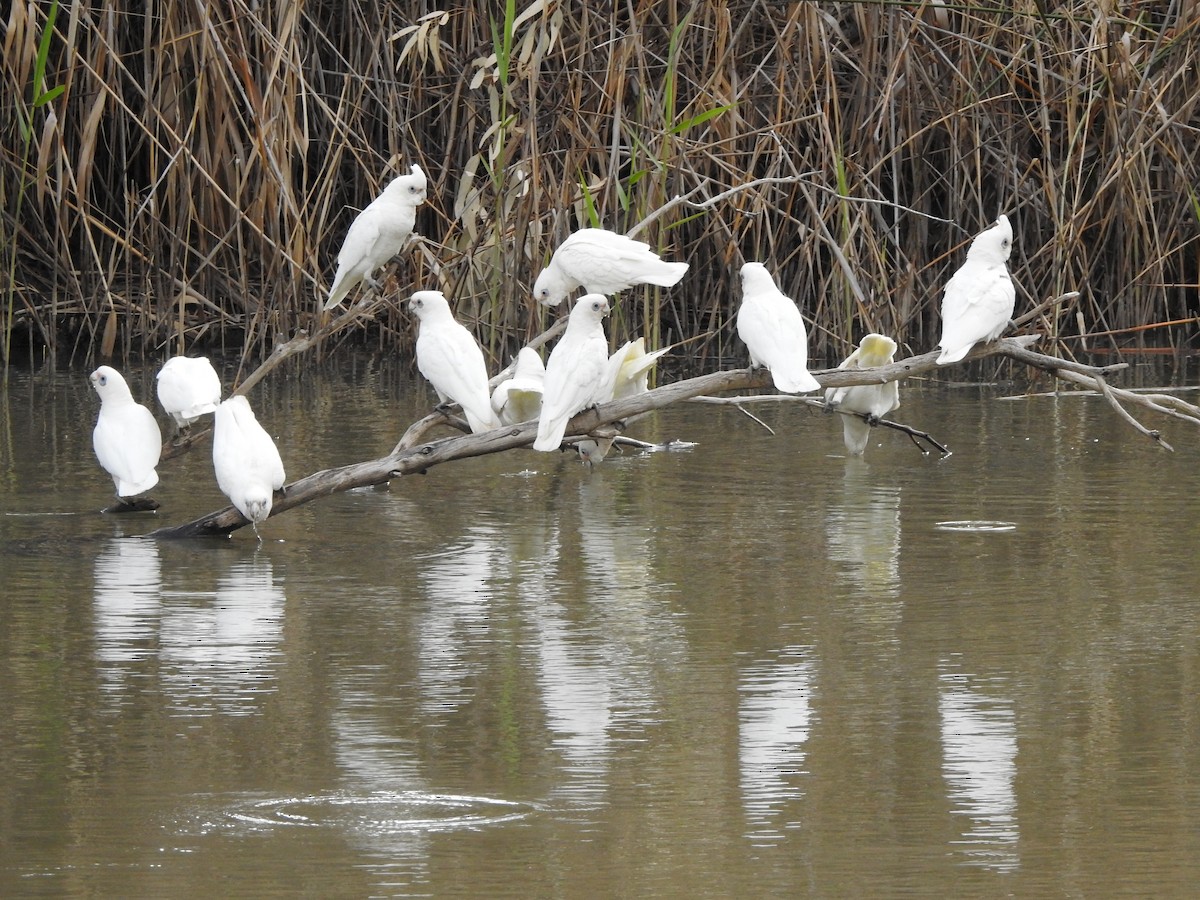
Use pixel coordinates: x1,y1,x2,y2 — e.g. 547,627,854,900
737,262,821,393
533,227,689,307
936,214,1015,364
90,366,163,497
324,164,428,311
491,346,545,426
410,290,499,434
156,355,222,427
212,395,286,527
534,294,611,451
575,337,670,465
825,333,901,456
605,337,670,401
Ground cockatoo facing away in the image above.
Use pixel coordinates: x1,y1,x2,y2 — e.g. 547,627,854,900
605,337,670,401
410,290,499,434
90,366,163,497
825,333,900,456
534,294,611,451
533,227,689,307
575,337,671,465
324,164,427,311
156,355,222,427
491,346,545,426
936,214,1015,364
737,262,821,393
212,395,286,527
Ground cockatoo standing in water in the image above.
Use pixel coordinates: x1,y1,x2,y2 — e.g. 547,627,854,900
491,346,545,426
534,294,611,451
533,227,689,307
936,214,1015,364
410,290,499,434
156,355,222,427
212,395,286,530
737,262,821,393
90,366,163,498
825,333,900,456
324,164,427,311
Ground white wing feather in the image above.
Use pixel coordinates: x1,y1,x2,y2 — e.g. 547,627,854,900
325,166,427,311
937,215,1016,364
156,356,222,426
91,366,162,496
534,228,688,306
534,295,611,450
411,290,499,434
737,263,821,393
213,396,285,523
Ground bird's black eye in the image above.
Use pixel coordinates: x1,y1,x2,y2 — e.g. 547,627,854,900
98,375,107,385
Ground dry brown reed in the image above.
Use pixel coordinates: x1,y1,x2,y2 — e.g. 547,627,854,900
2,0,1198,372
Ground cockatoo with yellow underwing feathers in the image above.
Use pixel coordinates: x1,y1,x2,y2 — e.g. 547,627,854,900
737,262,821,393
410,290,499,434
534,294,611,451
936,214,1015,364
533,227,689,307
90,366,163,497
324,164,427,311
491,346,545,426
576,337,671,466
156,355,221,427
825,333,900,456
212,395,286,528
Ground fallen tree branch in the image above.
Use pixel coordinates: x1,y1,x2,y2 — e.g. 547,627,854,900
995,340,1200,447
1092,375,1173,451
142,334,1197,537
691,393,951,455
232,289,396,396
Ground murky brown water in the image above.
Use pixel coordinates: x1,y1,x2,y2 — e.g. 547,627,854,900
2,356,1200,897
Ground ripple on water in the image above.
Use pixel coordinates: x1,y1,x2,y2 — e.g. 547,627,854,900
192,791,533,836
934,520,1017,533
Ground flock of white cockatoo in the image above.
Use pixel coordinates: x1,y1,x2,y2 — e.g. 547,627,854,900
90,358,284,533
89,159,1016,529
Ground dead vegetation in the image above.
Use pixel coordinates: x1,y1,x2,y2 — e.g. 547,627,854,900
2,1,1198,372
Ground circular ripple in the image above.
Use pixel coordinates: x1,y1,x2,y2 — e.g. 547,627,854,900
223,791,531,834
935,520,1017,533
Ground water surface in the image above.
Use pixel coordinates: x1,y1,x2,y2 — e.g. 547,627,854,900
2,358,1199,897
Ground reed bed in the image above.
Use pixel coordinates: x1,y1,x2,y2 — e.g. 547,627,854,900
2,0,1197,372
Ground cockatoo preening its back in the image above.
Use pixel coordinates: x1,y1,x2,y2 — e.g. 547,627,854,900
410,290,500,434
534,294,611,451
90,366,163,497
156,355,222,427
533,228,689,307
936,215,1016,365
736,262,821,394
324,164,428,311
825,333,901,456
491,346,545,426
